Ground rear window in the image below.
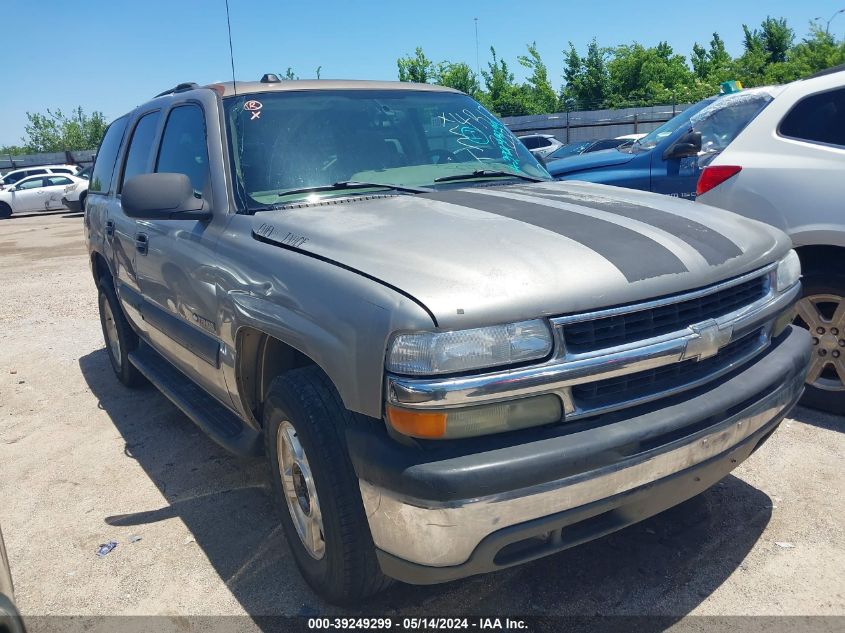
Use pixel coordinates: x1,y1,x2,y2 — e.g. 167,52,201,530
779,87,845,148
692,92,773,155
90,115,128,194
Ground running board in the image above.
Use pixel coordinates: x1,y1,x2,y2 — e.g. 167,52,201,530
128,344,263,457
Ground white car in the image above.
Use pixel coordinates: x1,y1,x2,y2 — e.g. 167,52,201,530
0,173,88,218
0,164,80,189
696,65,845,413
517,133,564,158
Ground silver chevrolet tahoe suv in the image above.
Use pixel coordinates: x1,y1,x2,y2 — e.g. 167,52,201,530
84,77,810,603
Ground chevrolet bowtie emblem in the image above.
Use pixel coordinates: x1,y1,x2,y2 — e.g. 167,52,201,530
682,319,733,361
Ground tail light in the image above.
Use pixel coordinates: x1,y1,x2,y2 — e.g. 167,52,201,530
697,165,742,196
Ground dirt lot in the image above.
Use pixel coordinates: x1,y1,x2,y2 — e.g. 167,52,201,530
0,213,843,631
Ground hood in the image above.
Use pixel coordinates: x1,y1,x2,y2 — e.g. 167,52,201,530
252,181,790,328
546,148,636,177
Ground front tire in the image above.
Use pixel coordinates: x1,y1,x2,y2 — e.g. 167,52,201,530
0,202,11,219
97,277,144,388
264,366,391,604
793,273,845,414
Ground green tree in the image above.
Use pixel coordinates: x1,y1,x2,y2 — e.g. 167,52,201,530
517,42,558,114
22,107,107,153
397,47,434,83
581,39,611,108
481,47,530,116
434,61,480,97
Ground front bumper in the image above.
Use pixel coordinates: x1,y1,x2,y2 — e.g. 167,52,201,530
61,196,82,213
353,325,810,584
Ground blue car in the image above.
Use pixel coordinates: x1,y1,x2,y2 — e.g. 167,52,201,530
546,88,778,199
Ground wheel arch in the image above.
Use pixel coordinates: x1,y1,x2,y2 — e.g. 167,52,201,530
90,250,113,286
234,326,322,426
794,244,845,277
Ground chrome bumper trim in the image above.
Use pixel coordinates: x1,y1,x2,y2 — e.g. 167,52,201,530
387,279,799,420
362,371,803,568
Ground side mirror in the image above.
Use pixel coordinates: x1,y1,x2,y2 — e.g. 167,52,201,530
663,130,702,160
122,173,210,220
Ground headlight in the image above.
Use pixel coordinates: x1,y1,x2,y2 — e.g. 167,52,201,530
386,319,553,376
775,249,801,292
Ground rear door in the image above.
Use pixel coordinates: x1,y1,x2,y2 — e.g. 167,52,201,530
109,110,162,335
42,175,75,209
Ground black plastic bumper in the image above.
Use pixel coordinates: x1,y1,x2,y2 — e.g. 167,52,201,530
348,326,810,584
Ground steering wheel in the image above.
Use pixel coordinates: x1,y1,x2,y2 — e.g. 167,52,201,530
430,149,459,164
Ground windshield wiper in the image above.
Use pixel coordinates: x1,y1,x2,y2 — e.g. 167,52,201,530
434,169,544,184
278,180,431,198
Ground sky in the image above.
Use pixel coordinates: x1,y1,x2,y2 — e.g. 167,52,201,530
2,0,844,146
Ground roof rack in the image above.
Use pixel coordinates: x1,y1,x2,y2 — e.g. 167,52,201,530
154,82,200,98
808,63,845,79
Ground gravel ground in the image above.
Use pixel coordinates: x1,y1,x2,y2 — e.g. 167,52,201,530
0,213,843,632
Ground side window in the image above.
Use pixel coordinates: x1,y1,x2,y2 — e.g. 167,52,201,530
536,138,552,148
779,87,845,148
45,176,73,186
120,111,161,191
521,137,539,149
51,168,73,175
90,115,129,194
155,104,209,193
17,178,45,190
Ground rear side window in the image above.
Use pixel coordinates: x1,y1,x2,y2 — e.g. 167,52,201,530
120,111,161,191
779,87,845,148
90,115,128,194
155,104,209,193
521,137,540,149
46,176,73,186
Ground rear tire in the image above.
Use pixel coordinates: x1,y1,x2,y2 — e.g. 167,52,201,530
793,273,845,415
264,366,392,604
97,276,144,388
0,202,11,219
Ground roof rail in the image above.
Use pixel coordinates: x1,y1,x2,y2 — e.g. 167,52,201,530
154,82,200,98
808,63,845,79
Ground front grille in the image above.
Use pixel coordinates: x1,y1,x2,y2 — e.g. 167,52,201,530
572,329,764,408
563,275,768,354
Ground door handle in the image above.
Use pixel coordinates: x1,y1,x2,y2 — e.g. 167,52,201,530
135,233,149,255
105,220,115,237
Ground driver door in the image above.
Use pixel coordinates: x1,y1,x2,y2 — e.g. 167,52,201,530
11,177,49,212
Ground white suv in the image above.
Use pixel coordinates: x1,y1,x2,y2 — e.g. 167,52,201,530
696,66,845,413
0,164,80,189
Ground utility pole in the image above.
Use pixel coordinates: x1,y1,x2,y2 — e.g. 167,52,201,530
474,18,480,78
815,8,845,34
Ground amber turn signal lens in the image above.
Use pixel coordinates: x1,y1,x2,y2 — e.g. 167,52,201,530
386,406,447,438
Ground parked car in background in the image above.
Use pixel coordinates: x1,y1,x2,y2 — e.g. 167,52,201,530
547,137,632,161
0,173,88,218
517,133,564,158
697,66,845,413
0,526,26,633
74,165,92,180
546,87,781,199
0,164,80,189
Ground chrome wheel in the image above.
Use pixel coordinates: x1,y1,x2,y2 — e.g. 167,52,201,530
795,294,845,391
277,420,325,559
102,298,122,367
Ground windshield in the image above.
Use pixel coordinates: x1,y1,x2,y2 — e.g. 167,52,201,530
224,89,549,209
634,97,718,151
547,140,592,160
